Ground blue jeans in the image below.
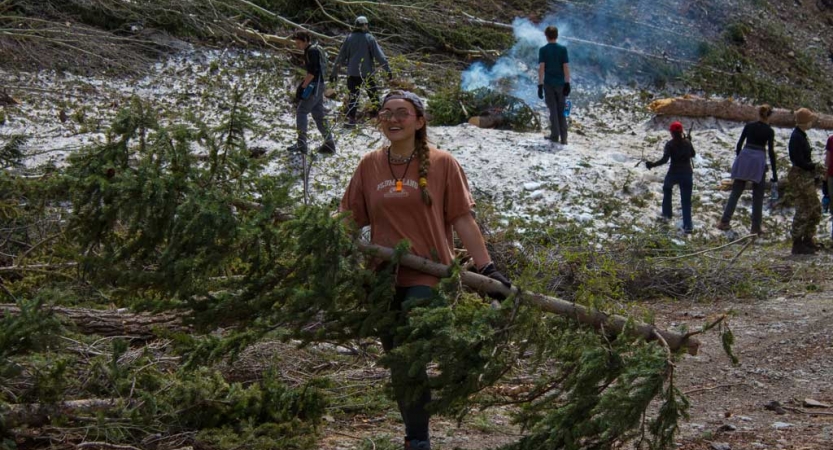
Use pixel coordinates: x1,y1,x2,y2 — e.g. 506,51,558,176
662,172,693,232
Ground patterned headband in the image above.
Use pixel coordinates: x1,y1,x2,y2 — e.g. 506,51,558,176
382,91,425,113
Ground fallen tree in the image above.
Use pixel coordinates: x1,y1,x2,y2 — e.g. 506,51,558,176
0,304,187,338
2,398,129,429
649,95,833,129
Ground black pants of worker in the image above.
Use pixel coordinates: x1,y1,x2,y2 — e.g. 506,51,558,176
543,84,568,144
720,174,765,232
379,285,433,443
346,75,380,121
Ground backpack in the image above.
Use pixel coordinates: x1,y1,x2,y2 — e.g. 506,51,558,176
307,43,328,79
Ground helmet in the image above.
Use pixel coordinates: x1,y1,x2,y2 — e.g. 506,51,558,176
355,16,369,26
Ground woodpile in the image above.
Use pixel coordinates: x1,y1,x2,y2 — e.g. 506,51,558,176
649,95,833,129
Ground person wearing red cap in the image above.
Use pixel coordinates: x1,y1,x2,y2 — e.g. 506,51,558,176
645,121,696,233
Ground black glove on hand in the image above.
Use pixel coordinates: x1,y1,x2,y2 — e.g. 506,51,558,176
645,161,653,170
478,262,511,301
563,82,571,97
537,84,544,99
294,84,305,102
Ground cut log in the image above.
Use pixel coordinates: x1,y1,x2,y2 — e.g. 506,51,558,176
649,95,833,129
356,241,701,355
468,113,505,129
2,398,127,428
0,304,188,338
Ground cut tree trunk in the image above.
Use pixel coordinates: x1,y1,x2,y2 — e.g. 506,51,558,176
0,304,188,338
649,95,833,129
2,398,127,428
356,241,701,355
468,113,505,129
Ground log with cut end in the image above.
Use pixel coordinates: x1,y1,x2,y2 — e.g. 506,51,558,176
468,113,505,129
2,398,128,428
356,241,701,355
649,96,833,129
0,304,188,338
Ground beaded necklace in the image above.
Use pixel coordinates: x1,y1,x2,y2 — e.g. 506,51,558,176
387,147,415,192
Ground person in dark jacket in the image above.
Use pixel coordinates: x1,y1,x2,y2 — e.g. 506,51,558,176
787,107,823,254
717,104,777,235
645,121,696,233
330,16,392,127
288,31,336,154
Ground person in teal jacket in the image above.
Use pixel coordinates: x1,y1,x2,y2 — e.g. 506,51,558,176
537,25,571,145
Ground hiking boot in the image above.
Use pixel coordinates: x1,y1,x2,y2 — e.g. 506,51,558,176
317,140,336,154
792,238,815,255
803,236,821,251
715,220,731,231
248,147,267,158
287,142,308,154
751,226,765,236
404,439,430,450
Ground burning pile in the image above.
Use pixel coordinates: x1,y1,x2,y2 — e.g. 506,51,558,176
430,87,541,132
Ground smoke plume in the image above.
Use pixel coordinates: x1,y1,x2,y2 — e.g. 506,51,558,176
460,0,730,102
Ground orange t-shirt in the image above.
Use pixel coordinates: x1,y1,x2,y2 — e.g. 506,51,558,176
340,146,475,287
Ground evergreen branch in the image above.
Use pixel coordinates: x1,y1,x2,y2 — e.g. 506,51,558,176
681,314,728,341
1,134,27,168
358,240,701,354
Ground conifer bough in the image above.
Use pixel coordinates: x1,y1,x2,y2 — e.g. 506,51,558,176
358,241,701,355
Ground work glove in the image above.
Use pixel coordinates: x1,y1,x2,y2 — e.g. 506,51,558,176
645,161,654,170
537,84,544,99
478,262,511,301
563,82,571,97
294,84,305,102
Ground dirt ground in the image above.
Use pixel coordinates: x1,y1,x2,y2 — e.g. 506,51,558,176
317,248,833,450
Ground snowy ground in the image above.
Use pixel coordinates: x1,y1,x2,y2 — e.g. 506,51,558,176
3,47,832,245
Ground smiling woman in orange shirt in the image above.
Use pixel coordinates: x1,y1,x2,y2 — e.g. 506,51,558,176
340,90,509,450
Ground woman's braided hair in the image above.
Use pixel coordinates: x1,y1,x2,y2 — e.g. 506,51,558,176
382,90,433,206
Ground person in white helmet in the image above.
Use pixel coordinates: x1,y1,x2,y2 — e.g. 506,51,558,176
330,16,393,127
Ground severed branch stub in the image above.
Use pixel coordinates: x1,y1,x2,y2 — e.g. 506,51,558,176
357,240,701,355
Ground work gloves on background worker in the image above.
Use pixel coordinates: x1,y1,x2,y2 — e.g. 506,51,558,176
537,82,572,99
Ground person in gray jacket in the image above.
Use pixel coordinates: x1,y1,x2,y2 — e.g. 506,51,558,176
330,16,393,127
